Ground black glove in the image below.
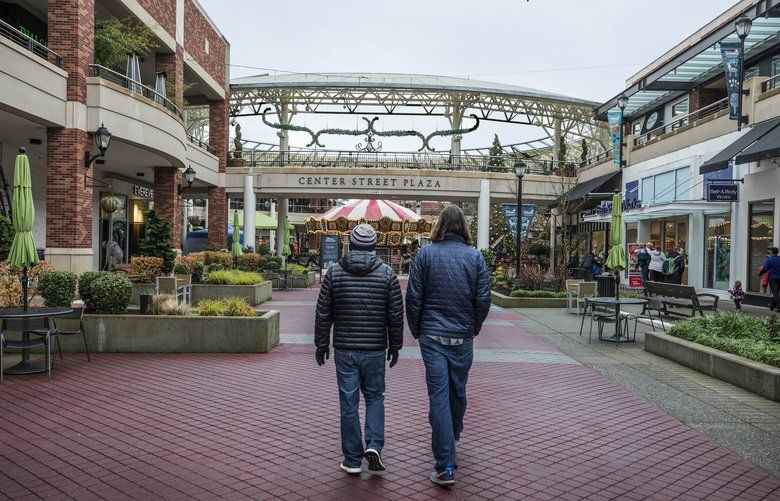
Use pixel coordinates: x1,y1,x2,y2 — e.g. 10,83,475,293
316,347,329,366
387,348,399,368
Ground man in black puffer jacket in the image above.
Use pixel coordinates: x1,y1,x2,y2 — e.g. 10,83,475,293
315,224,404,475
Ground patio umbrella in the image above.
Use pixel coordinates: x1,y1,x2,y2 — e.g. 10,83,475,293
154,71,166,106
231,211,242,257
604,192,627,299
7,148,39,311
282,219,292,257
126,54,141,94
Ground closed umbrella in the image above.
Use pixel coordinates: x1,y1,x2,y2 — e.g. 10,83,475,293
154,71,166,106
231,211,242,257
282,219,292,257
126,54,141,94
605,192,627,299
7,148,39,311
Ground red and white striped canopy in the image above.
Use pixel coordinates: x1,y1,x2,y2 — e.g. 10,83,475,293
317,200,420,222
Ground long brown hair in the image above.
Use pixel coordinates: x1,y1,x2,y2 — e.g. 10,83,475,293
430,205,473,246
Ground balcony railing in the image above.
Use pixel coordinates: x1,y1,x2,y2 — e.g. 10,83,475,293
0,18,61,67
187,134,216,155
230,148,577,176
89,64,183,120
579,149,613,168
761,74,780,94
634,97,729,146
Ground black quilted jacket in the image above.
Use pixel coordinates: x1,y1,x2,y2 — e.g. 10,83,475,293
315,251,404,351
405,235,491,339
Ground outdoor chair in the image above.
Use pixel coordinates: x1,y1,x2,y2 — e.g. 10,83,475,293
265,271,280,290
565,280,583,313
578,298,629,344
291,273,311,289
1,318,54,384
156,276,184,303
620,300,661,339
50,308,89,362
175,274,192,305
567,281,596,315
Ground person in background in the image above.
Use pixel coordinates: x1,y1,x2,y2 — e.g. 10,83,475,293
405,205,491,487
759,250,771,294
664,247,686,285
729,280,745,311
648,243,665,282
314,224,404,475
635,243,651,287
759,247,780,311
582,252,595,280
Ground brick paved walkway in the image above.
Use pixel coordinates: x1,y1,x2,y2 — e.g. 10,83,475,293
1,286,779,500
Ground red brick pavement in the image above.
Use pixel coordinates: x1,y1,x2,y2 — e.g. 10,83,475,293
1,286,778,500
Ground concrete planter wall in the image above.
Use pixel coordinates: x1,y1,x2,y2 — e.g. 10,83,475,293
191,281,272,306
491,291,567,308
271,271,317,289
645,331,780,402
58,311,280,353
130,283,156,306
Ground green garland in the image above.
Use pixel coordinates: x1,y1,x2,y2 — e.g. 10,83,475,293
261,107,318,144
424,114,480,151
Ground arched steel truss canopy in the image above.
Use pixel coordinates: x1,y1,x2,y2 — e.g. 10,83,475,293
229,73,608,142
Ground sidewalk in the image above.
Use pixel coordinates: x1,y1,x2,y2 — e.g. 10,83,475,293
0,286,778,500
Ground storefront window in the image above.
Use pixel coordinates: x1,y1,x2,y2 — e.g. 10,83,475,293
748,201,775,293
705,215,731,290
650,221,662,247
591,231,606,260
654,171,676,204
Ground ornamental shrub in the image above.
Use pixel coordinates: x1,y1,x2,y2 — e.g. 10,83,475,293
149,294,191,316
131,256,164,283
195,297,254,317
259,256,282,271
195,299,225,316
509,289,567,298
192,261,205,283
78,271,112,310
286,264,309,275
37,270,78,307
256,243,271,256
139,210,176,273
207,269,264,285
204,251,234,269
0,216,15,261
173,264,190,275
237,253,262,272
90,274,132,314
0,260,54,308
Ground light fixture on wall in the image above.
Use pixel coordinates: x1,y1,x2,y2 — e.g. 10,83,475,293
84,123,112,188
178,165,197,195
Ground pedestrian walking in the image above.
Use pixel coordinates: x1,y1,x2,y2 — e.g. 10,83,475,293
648,243,665,282
663,247,686,285
635,243,651,287
582,252,595,280
729,280,745,311
405,205,491,487
759,247,780,311
314,224,404,475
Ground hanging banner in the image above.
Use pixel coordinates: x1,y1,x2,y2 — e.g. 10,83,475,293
607,109,623,166
501,203,539,243
720,42,742,120
321,234,339,271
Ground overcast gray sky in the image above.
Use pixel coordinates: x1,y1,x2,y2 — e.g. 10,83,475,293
199,0,738,150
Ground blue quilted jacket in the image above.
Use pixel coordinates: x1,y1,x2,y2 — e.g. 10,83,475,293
405,235,491,339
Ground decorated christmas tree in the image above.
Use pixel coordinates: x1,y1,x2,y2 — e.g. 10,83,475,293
139,210,176,273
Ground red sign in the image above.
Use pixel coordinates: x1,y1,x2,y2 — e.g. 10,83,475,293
627,243,644,289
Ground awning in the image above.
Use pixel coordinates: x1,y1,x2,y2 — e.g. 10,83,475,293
550,170,620,208
582,201,732,224
736,119,780,165
700,118,780,174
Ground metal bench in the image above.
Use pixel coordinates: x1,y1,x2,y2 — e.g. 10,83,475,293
644,281,719,318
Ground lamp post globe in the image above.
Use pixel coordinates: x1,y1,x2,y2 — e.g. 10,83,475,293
735,15,752,39
94,123,111,154
514,160,526,178
184,165,196,187
617,94,629,111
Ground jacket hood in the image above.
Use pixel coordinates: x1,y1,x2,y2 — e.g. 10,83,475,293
340,251,383,275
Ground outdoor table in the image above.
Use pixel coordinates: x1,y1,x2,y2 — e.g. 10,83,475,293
0,307,73,375
586,297,647,343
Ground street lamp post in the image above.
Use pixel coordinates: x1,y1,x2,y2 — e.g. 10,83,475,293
617,94,628,166
514,160,526,282
735,14,752,131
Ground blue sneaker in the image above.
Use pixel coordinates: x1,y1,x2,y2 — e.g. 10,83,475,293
429,467,455,486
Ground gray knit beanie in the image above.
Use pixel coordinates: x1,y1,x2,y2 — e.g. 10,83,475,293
350,224,377,251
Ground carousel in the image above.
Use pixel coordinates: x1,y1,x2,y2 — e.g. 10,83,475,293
305,199,435,271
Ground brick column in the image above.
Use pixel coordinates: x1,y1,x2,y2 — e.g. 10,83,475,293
154,167,183,249
208,187,227,248
155,46,184,107
48,0,94,102
209,99,228,173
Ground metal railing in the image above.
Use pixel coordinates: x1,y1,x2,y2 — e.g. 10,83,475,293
761,74,780,94
230,148,576,176
89,64,183,120
187,134,216,154
0,18,61,67
288,204,335,214
634,97,728,146
579,149,613,168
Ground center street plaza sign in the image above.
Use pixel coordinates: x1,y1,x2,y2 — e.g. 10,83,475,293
297,175,442,189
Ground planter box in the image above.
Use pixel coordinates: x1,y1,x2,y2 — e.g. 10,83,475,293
490,290,567,308
191,281,272,306
271,271,316,289
57,311,280,353
645,331,780,402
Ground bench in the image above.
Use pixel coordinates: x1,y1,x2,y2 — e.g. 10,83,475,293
644,281,719,318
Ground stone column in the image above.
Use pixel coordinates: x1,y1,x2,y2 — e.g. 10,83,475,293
243,174,256,251
448,103,463,169
687,212,705,288
269,200,276,253
477,179,490,250
153,167,183,250
275,100,291,256
45,0,95,273
207,187,227,248
549,208,558,270
181,197,189,252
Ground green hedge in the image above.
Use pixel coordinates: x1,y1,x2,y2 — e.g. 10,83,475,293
78,271,113,310
38,270,77,307
207,269,264,285
668,312,780,368
509,289,568,298
89,274,133,314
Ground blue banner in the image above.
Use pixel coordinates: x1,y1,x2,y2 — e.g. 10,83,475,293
501,203,538,243
321,234,339,269
607,109,623,166
720,42,742,120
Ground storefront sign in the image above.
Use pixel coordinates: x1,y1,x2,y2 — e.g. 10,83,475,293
297,176,442,190
595,198,642,216
627,243,644,288
133,185,154,199
706,183,739,202
321,234,339,270
500,203,538,242
720,42,742,121
607,110,623,166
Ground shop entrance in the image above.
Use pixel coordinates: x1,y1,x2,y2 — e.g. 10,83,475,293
99,194,129,269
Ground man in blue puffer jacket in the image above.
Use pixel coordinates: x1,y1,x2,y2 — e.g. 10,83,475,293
406,205,491,487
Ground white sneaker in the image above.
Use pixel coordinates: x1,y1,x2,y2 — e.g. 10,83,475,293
340,463,362,475
364,449,385,471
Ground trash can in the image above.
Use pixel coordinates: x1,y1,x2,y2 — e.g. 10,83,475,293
596,274,616,297
139,294,153,315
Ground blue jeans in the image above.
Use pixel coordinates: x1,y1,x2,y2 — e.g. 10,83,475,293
334,349,386,467
419,335,474,471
